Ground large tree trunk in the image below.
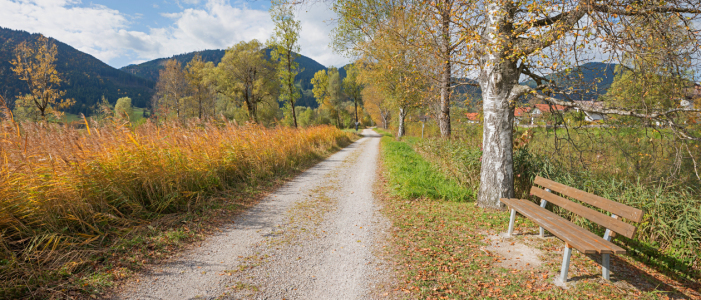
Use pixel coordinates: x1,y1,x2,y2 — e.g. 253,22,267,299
397,107,407,138
198,95,203,119
291,98,298,128
476,3,518,209
354,99,359,125
245,90,258,123
438,3,451,138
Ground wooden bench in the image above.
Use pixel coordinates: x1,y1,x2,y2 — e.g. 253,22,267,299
500,176,644,283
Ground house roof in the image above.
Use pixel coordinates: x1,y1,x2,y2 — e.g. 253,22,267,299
465,113,479,121
514,107,532,117
534,104,569,112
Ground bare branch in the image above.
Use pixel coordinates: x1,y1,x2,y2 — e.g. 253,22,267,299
515,84,701,119
513,12,571,36
592,5,701,16
520,65,555,88
514,6,588,55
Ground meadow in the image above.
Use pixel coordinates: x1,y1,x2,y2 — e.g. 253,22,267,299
0,118,353,297
377,124,701,298
397,121,701,280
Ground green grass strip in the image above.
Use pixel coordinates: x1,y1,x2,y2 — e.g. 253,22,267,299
380,136,473,201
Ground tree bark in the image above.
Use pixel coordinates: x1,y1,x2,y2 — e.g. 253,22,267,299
354,99,359,125
476,2,518,209
438,2,451,138
397,107,407,138
287,51,298,128
245,89,258,123
382,109,390,129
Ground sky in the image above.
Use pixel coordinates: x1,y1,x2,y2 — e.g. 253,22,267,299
0,0,350,68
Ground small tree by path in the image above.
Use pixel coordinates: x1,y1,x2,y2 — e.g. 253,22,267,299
11,35,74,121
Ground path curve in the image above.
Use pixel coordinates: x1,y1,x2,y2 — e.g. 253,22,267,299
113,129,390,300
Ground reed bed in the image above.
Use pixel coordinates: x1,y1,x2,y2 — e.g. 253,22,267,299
0,119,352,297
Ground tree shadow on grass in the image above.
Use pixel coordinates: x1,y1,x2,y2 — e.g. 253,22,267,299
576,253,699,299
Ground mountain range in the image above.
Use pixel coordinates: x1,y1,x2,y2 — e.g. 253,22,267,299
0,27,620,117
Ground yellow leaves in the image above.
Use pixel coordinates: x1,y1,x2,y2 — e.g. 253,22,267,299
10,34,69,119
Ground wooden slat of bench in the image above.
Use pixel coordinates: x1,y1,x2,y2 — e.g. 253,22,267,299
501,198,601,254
520,198,628,255
515,199,627,254
514,200,626,255
531,187,637,239
502,199,626,254
534,176,644,223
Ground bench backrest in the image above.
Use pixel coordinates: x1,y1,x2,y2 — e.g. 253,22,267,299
531,176,644,239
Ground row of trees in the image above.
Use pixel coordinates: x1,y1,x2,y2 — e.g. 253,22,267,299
151,1,372,128
322,0,701,208
153,36,291,124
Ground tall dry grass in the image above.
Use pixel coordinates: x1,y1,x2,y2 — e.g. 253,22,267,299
0,118,352,297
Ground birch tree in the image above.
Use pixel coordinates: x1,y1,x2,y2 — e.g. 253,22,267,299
154,59,187,119
465,0,701,208
269,1,303,128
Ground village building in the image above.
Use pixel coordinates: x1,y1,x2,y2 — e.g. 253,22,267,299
572,101,605,122
514,107,533,125
465,112,480,124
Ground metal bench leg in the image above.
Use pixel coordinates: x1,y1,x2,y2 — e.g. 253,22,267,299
507,209,516,236
538,189,551,238
601,214,617,281
602,253,610,280
539,199,548,237
560,243,573,283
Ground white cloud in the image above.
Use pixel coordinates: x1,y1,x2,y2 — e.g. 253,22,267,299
0,0,349,68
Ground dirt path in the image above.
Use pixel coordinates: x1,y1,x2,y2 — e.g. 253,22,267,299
113,129,391,300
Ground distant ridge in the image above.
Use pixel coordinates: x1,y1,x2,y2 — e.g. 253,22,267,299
121,50,227,84
0,27,155,115
521,62,619,101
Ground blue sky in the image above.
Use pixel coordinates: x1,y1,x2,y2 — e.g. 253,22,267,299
0,0,349,68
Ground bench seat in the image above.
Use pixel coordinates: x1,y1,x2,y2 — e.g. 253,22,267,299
500,176,644,284
501,198,625,255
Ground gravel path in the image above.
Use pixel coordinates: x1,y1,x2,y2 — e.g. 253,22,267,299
113,129,391,300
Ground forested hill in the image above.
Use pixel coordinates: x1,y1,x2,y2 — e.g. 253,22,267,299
121,49,346,108
0,27,155,115
120,50,227,84
521,62,619,101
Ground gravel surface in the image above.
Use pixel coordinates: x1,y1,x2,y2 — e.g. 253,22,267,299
113,129,391,300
